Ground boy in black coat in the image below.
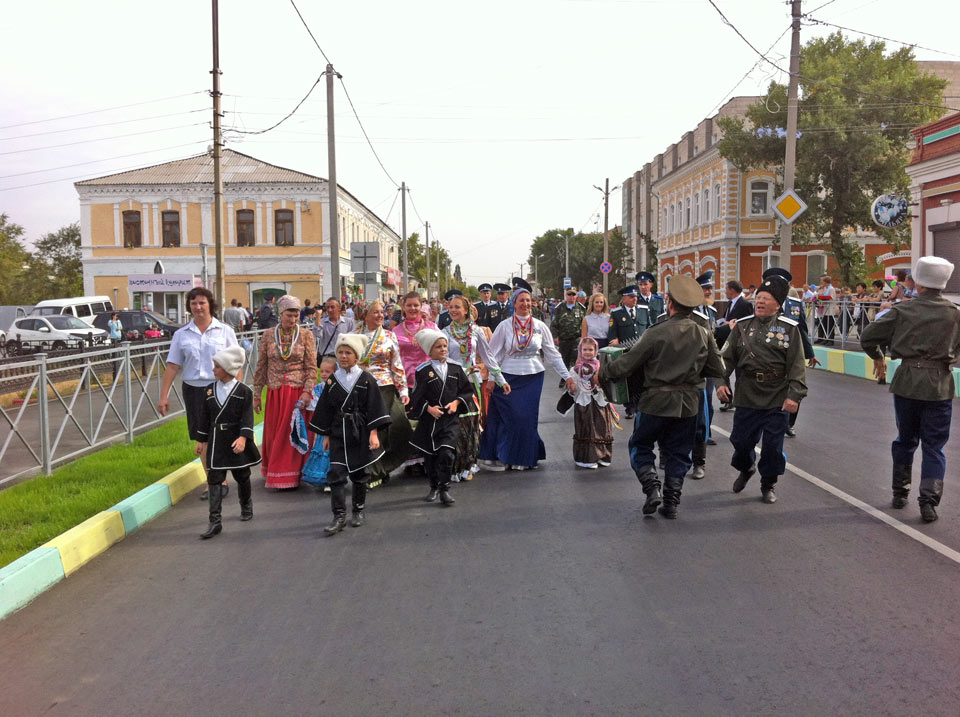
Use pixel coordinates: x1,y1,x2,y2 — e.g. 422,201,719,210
409,329,474,506
196,345,261,539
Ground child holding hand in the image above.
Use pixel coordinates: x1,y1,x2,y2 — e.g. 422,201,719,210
300,356,337,488
570,337,615,469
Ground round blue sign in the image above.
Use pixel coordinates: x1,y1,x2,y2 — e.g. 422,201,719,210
600,262,612,274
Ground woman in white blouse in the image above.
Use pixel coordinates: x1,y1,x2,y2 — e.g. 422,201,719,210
479,281,575,471
581,292,611,349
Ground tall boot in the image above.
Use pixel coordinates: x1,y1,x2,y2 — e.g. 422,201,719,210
761,477,778,504
691,442,706,480
238,477,253,521
201,483,223,539
918,478,943,523
891,464,912,509
324,484,347,535
351,482,367,527
439,475,456,506
658,475,683,519
636,465,662,515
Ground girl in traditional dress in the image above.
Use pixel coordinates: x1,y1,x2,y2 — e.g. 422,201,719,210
442,295,510,481
480,279,575,471
570,337,615,469
253,295,317,489
300,356,337,489
394,291,438,391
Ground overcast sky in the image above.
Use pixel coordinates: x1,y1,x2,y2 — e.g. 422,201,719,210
2,0,957,285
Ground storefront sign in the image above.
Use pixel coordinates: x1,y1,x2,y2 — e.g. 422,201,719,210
871,194,909,229
127,274,197,292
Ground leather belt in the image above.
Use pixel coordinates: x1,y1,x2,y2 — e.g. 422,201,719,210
216,422,240,430
651,384,700,392
752,371,785,383
903,359,952,371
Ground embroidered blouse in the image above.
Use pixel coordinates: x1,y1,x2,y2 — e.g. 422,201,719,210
395,316,437,389
253,326,317,395
360,327,408,397
486,315,571,379
442,322,506,387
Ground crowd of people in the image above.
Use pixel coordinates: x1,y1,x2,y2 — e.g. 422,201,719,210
155,256,959,537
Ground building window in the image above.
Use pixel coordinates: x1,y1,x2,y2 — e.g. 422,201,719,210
693,192,700,226
662,208,667,236
715,183,722,218
669,205,675,235
704,188,711,222
236,209,255,247
806,254,827,285
684,198,691,229
122,210,141,248
275,209,294,246
761,252,781,273
161,210,180,248
750,181,770,215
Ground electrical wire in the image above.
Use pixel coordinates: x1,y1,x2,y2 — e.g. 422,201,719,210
804,16,960,58
288,0,331,64
406,189,426,226
710,24,792,115
0,122,210,156
222,76,322,136
0,91,206,131
0,141,212,179
0,108,209,141
804,0,839,14
338,77,400,188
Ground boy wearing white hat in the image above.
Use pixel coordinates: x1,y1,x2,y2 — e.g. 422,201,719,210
196,345,262,539
861,256,960,522
309,333,391,534
409,329,474,506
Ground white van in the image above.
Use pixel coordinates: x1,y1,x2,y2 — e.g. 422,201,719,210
30,296,115,327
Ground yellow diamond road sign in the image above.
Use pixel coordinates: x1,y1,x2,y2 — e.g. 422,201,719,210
774,190,807,224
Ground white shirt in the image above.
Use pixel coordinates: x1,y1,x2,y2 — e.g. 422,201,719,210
216,378,238,405
167,318,239,387
345,307,355,320
486,315,571,379
430,359,448,382
335,365,363,392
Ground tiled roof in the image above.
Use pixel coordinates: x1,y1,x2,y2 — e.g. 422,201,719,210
75,149,323,186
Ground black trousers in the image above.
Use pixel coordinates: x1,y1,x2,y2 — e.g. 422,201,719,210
729,406,788,483
326,465,368,516
425,447,456,491
558,338,579,371
628,412,697,480
207,467,251,506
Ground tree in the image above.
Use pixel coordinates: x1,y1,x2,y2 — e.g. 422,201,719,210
29,223,83,299
528,227,634,298
716,32,946,285
0,214,31,305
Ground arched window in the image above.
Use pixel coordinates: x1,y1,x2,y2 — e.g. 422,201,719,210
669,205,675,234
714,183,722,218
693,192,700,226
704,188,711,222
684,198,691,229
750,180,771,215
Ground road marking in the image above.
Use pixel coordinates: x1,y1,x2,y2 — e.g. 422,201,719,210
710,426,960,566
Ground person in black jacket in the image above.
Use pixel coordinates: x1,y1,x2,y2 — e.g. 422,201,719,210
195,346,262,539
409,329,474,506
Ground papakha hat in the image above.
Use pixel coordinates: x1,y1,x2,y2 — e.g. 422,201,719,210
913,256,954,290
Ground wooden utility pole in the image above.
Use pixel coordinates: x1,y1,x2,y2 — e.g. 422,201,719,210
780,0,802,273
595,178,616,296
326,63,341,300
211,0,225,311
401,182,408,292
424,221,430,298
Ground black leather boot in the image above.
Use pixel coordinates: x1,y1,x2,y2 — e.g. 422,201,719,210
658,475,683,519
439,488,456,506
892,464,912,509
636,465,662,515
201,483,223,539
733,466,755,493
919,478,943,523
761,477,778,504
238,477,253,521
351,483,367,527
690,443,706,480
324,484,347,534
425,488,439,502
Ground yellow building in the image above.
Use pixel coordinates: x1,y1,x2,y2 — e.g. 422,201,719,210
76,150,402,321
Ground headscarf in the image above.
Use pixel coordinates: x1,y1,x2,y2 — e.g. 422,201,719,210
574,337,600,378
277,294,301,313
511,288,531,306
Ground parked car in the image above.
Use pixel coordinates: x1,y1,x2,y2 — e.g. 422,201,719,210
92,310,182,341
5,316,109,355
30,296,114,327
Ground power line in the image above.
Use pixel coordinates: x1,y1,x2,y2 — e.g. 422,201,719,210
0,142,212,179
338,77,400,188
406,189,426,226
0,91,206,131
223,76,322,136
0,108,208,140
804,0,838,13
804,16,960,59
0,122,209,156
710,23,792,115
288,0,331,64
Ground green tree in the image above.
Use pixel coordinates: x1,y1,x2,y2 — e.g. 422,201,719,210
29,222,83,299
528,227,634,299
716,32,946,286
0,214,31,305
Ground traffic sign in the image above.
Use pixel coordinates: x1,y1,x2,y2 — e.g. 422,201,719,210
600,262,612,274
563,276,572,288
773,190,808,224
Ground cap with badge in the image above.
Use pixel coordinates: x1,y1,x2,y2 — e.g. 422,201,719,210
478,283,492,292
667,275,704,309
511,277,532,292
493,283,511,294
618,285,639,297
695,269,715,288
756,276,790,306
444,288,463,301
636,271,655,284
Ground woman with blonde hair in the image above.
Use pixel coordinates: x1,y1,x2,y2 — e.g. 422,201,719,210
581,292,611,349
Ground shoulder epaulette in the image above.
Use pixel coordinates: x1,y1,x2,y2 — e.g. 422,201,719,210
779,315,798,327
692,309,709,321
738,314,755,322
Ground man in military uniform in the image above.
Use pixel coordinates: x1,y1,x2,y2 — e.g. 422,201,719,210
608,285,648,417
762,267,820,436
860,256,960,522
474,283,494,328
636,271,666,325
716,275,807,504
688,270,720,479
487,283,512,331
551,286,586,372
600,275,725,519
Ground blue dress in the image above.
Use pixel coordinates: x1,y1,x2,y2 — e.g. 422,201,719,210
301,384,331,485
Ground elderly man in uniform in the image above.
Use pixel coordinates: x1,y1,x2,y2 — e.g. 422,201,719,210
608,284,647,419
474,283,494,328
636,271,665,324
860,256,960,522
717,275,807,504
488,283,512,332
689,270,720,479
601,276,725,518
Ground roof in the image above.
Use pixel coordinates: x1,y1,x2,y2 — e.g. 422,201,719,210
75,149,323,186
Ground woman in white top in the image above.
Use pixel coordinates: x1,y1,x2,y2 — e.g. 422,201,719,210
479,281,575,471
581,292,611,349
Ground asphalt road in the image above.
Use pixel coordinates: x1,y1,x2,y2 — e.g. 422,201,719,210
1,370,959,715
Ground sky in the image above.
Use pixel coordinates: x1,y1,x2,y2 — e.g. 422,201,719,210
2,0,958,286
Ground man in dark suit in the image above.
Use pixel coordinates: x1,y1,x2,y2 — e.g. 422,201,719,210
487,283,512,331
608,284,647,418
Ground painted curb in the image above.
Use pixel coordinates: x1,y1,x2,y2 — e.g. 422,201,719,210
812,347,959,396
157,462,206,504
112,483,173,535
0,548,65,618
42,510,126,577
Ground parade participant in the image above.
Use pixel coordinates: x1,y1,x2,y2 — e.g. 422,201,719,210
635,271,665,324
481,279,575,471
195,346,261,539
474,283,495,327
252,295,317,490
688,270,720,480
358,300,413,484
551,287,587,374
608,284,646,419
395,291,438,390
442,295,510,480
409,330,475,505
568,337,615,469
860,257,960,522
301,356,337,489
488,283,512,331
309,334,391,534
600,275,724,518
716,275,807,504
257,294,278,330
762,266,820,437
314,298,356,358
436,289,460,330
581,293,611,350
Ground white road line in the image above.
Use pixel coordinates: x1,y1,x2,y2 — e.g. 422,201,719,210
710,425,960,566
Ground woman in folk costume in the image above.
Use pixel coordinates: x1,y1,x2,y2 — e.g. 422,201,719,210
409,329,475,505
569,337,615,469
394,291,438,390
479,278,576,471
308,333,391,535
253,294,316,489
358,300,414,484
441,294,510,480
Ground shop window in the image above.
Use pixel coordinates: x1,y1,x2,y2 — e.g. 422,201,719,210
161,210,180,247
237,209,255,247
123,210,141,248
750,181,770,215
275,209,294,246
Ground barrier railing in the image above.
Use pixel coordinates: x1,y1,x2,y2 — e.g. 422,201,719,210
802,297,886,350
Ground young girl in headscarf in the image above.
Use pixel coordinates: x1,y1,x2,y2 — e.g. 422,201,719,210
571,337,615,469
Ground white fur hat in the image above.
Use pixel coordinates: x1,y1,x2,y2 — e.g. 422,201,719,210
213,345,245,377
913,256,954,290
335,333,368,358
415,328,447,356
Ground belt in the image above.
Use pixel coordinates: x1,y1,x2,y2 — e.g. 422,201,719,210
903,359,952,371
216,422,240,430
752,371,785,383
651,384,700,392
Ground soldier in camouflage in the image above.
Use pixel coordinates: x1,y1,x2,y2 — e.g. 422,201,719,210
551,287,587,371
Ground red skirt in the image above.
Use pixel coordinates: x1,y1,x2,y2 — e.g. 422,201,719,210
262,385,306,489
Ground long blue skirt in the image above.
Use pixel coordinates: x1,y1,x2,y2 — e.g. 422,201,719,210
478,372,546,468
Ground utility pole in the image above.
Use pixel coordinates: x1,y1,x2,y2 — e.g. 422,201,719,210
326,63,341,300
211,0,225,313
564,228,570,279
780,0,802,274
594,178,618,296
400,182,407,292
425,221,430,298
